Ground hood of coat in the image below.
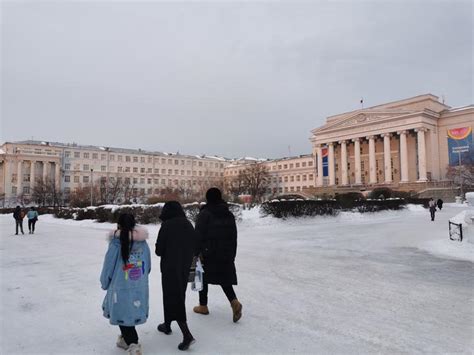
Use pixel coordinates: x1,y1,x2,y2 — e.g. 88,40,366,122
159,201,186,222
201,202,232,218
107,225,149,242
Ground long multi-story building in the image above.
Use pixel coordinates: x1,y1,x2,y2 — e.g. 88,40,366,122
0,140,229,205
224,155,316,196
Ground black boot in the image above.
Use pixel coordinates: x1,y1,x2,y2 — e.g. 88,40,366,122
157,322,172,335
177,321,195,351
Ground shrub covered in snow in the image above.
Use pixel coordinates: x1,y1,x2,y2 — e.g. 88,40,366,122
260,200,339,218
50,202,243,224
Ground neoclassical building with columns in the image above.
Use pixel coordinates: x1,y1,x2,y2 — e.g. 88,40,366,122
310,94,473,191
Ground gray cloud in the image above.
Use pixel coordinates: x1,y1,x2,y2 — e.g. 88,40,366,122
1,0,472,158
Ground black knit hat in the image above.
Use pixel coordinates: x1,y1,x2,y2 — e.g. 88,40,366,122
206,187,223,204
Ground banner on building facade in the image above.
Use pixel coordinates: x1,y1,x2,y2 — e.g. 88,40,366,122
447,126,473,165
322,147,329,176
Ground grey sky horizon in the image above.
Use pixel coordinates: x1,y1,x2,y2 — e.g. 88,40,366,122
1,0,472,159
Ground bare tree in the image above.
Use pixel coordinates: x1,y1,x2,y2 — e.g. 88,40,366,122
32,178,62,207
446,163,474,197
229,163,270,202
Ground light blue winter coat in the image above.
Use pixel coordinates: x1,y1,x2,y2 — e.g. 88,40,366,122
100,226,151,326
27,210,38,220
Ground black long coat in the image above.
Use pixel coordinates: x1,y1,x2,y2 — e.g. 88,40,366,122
195,203,238,286
155,203,196,323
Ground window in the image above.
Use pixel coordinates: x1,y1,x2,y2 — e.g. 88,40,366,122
23,186,30,194
65,151,71,158
92,153,98,159
133,167,138,173
303,175,307,181
118,155,123,162
290,176,294,182
118,167,123,172
101,154,106,160
110,155,115,161
161,158,166,164
168,159,172,164
168,169,172,175
74,176,80,183
148,157,153,163
162,169,166,174
161,179,166,184
308,161,313,166
133,178,138,184
182,160,185,166
126,156,131,162
65,164,70,170
83,164,89,171
290,164,294,169
302,162,306,167
148,168,153,173
125,167,130,172
74,152,80,158
284,164,288,169
175,169,179,175
101,166,106,172
84,153,89,159
309,174,314,180
181,170,185,175
141,157,145,163
284,176,288,182
133,156,138,163
12,186,17,194
64,187,71,194
83,176,89,183
296,175,300,181
140,178,145,184
198,162,203,167
64,176,70,182
174,160,179,165
141,168,145,173
296,163,300,168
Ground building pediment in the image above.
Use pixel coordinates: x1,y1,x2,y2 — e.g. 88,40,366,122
314,110,417,134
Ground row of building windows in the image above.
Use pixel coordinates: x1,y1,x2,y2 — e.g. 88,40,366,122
63,175,219,185
268,186,314,194
271,161,314,170
269,174,315,183
64,151,224,168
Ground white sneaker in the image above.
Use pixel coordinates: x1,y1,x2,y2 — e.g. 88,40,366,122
116,335,129,350
127,343,142,355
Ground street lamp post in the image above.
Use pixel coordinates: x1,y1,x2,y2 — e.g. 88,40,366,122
90,168,94,206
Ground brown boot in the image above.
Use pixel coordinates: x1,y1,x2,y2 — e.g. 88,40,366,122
193,305,209,315
230,299,242,323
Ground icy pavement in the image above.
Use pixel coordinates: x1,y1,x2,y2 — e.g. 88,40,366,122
0,205,473,354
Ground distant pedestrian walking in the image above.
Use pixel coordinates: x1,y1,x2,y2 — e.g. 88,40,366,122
100,213,151,355
27,207,39,234
437,199,444,211
155,201,196,351
13,206,25,235
193,188,243,323
429,198,436,221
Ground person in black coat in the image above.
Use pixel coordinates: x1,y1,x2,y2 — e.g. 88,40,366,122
437,198,444,210
193,188,243,323
155,201,196,351
13,206,25,235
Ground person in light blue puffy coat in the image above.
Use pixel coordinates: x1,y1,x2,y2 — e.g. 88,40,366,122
100,213,151,355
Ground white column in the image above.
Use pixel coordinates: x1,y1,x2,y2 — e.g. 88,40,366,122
382,133,392,183
398,131,409,183
30,161,36,191
316,146,323,186
55,163,61,190
43,161,49,182
416,128,428,181
339,140,348,186
17,160,23,190
353,138,362,185
328,143,335,186
367,136,377,184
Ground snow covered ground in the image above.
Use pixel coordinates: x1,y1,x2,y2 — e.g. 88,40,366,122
1,204,473,354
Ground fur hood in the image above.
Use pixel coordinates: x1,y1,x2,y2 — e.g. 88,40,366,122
107,225,149,242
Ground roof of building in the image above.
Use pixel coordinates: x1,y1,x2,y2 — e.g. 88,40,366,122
3,140,232,162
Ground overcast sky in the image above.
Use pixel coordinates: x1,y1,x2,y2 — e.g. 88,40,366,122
1,0,472,158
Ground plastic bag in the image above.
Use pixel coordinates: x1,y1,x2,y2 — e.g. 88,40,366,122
191,259,204,292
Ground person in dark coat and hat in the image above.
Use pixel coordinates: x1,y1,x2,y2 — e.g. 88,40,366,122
155,201,196,351
193,188,243,323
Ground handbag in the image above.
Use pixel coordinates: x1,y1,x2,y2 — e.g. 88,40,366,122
191,258,204,292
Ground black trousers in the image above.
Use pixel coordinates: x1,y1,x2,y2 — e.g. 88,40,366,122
199,281,236,306
28,219,37,232
119,325,138,345
15,220,24,234
430,210,436,221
